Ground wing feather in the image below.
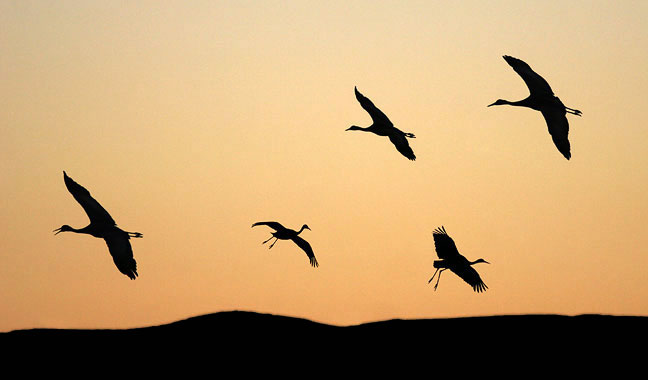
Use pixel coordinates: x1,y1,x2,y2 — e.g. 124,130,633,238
503,55,554,96
251,221,286,232
541,107,571,160
291,235,318,268
432,226,460,260
388,132,416,161
104,230,138,280
354,87,393,127
63,171,116,226
452,263,488,293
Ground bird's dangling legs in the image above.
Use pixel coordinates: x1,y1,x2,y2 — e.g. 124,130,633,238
433,270,445,291
404,132,416,138
429,269,447,291
565,107,582,116
127,231,143,238
428,268,440,284
262,236,279,249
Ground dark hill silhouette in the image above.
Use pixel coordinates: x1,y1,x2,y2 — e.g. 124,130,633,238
3,311,646,366
4,311,645,343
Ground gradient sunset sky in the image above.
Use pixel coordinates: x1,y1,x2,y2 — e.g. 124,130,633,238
2,1,648,332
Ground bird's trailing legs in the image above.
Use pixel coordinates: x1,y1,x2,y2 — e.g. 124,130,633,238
428,268,447,291
428,268,439,284
262,236,279,249
127,231,143,238
565,107,582,116
404,133,416,138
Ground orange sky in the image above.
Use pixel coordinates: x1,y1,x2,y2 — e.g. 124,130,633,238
2,1,648,332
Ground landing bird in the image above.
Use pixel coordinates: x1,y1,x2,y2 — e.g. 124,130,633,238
347,86,416,161
54,171,142,280
488,55,582,160
251,221,318,267
428,226,489,292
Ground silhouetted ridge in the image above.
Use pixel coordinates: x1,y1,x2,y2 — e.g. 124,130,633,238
6,311,646,340
3,311,647,365
6,312,644,369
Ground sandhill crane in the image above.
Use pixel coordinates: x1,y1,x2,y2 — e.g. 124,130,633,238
251,221,318,267
428,226,489,293
347,86,416,161
54,171,142,280
488,55,582,160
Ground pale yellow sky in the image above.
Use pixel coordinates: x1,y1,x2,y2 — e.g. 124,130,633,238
2,1,648,332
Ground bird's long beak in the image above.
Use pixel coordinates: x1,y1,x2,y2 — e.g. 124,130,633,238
484,260,491,264
53,227,62,235
487,101,497,107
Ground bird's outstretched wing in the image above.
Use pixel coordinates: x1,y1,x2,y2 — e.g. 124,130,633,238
503,55,554,96
104,230,138,280
432,226,460,260
354,87,393,127
541,107,571,160
251,221,286,232
453,264,488,293
63,171,116,226
388,132,416,161
291,235,318,268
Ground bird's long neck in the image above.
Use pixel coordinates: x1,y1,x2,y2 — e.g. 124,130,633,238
297,225,307,234
57,225,89,235
503,98,534,108
348,125,372,132
75,225,96,235
55,224,102,237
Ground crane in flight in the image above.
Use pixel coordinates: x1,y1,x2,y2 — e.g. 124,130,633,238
488,55,582,160
347,86,416,161
252,221,319,267
54,171,142,280
428,226,489,293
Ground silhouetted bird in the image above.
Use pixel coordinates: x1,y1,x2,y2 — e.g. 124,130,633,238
428,226,489,292
347,86,416,161
251,221,318,267
54,171,142,280
488,55,582,160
